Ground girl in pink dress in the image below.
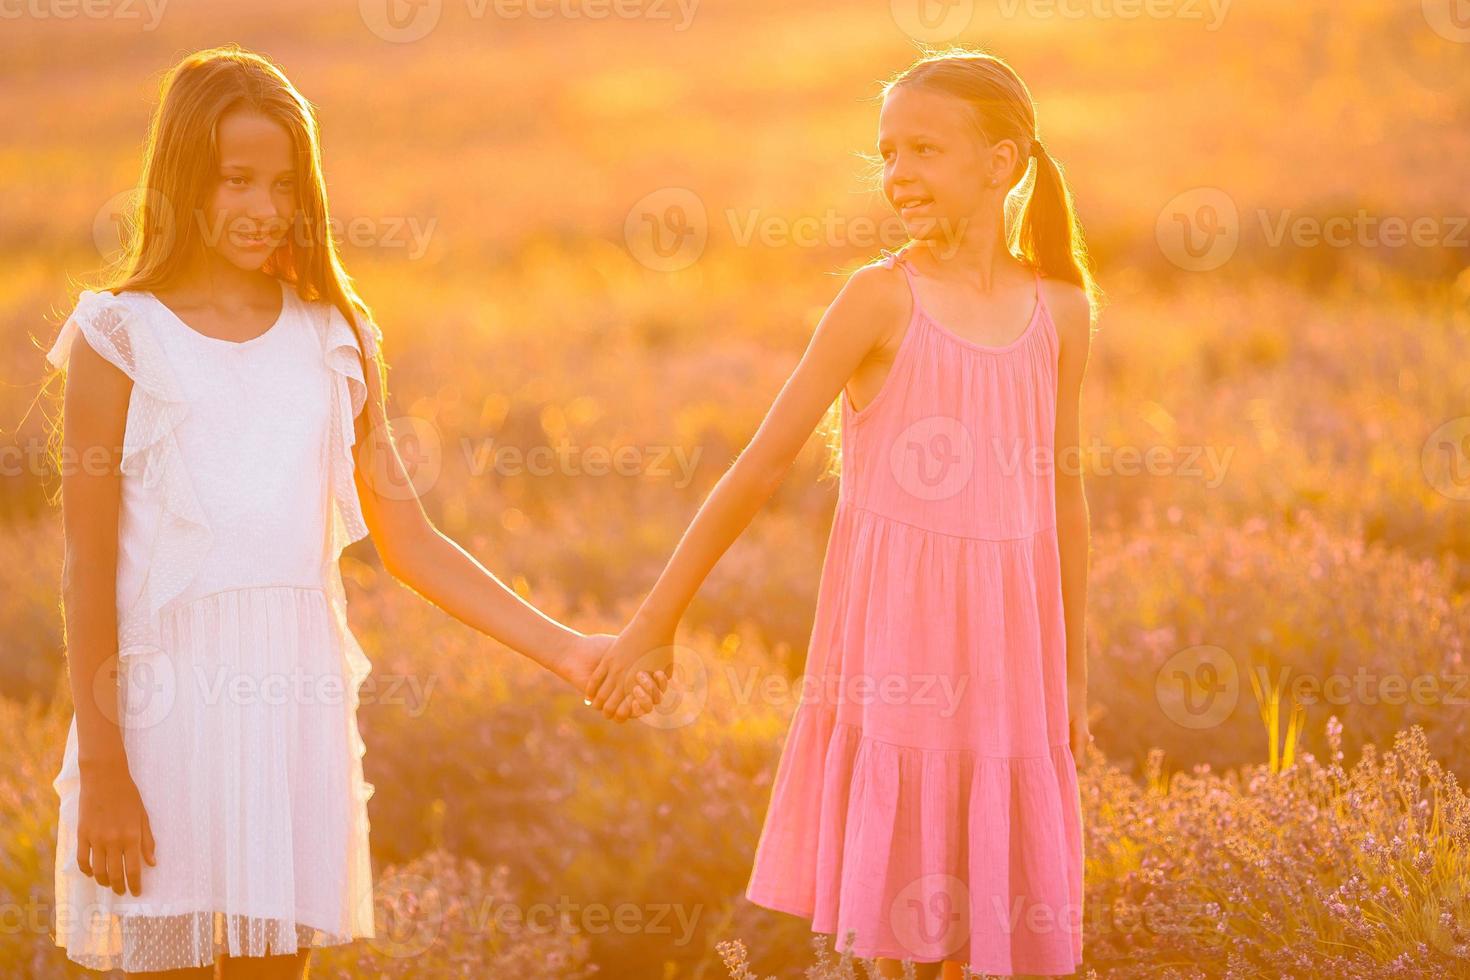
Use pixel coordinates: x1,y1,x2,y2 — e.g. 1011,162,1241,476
588,50,1099,978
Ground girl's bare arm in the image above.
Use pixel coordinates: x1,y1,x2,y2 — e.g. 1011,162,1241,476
59,333,157,896
350,330,658,708
586,262,909,716
1048,282,1094,708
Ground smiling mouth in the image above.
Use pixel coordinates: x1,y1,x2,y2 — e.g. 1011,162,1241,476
896,197,933,212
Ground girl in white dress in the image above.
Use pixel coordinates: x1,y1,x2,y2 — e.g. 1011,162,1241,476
46,45,664,978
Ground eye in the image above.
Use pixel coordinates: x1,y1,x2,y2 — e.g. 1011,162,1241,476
223,175,247,186
916,143,936,154
276,178,296,190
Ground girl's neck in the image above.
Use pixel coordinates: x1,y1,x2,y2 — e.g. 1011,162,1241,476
161,251,280,304
905,213,1023,289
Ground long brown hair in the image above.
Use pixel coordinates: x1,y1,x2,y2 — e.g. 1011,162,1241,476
818,47,1101,481
44,45,386,462
42,44,391,490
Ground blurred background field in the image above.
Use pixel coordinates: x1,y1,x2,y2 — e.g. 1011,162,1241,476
2,0,1468,976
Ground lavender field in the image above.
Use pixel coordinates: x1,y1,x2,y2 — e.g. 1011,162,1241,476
1,0,1467,976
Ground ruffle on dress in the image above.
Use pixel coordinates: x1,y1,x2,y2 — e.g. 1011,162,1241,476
47,291,213,660
748,701,1084,974
744,503,1085,972
45,291,382,665
311,299,382,828
318,299,379,552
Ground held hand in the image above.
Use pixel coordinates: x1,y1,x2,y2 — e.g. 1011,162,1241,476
76,754,156,896
560,632,668,723
602,669,670,723
585,614,677,721
552,631,614,692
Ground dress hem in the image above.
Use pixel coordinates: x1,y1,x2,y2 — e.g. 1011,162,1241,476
744,888,1084,974
51,907,370,973
745,704,1084,976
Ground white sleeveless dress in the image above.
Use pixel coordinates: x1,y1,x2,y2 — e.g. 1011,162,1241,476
45,278,380,972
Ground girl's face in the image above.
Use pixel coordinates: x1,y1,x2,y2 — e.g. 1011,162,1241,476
202,108,297,271
878,85,1011,245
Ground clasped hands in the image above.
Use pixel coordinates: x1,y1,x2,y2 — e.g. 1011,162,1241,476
566,611,678,723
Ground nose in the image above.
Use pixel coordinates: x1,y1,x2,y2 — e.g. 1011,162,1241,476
242,187,281,225
887,154,916,189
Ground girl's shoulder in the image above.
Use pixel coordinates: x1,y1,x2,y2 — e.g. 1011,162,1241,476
66,285,154,323
1036,276,1093,347
844,248,916,315
46,286,160,378
807,252,913,359
847,247,913,296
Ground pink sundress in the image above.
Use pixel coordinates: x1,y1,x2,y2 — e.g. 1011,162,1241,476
745,247,1085,976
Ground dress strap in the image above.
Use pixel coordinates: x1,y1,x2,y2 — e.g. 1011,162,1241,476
877,247,927,343
879,247,922,315
878,246,916,281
